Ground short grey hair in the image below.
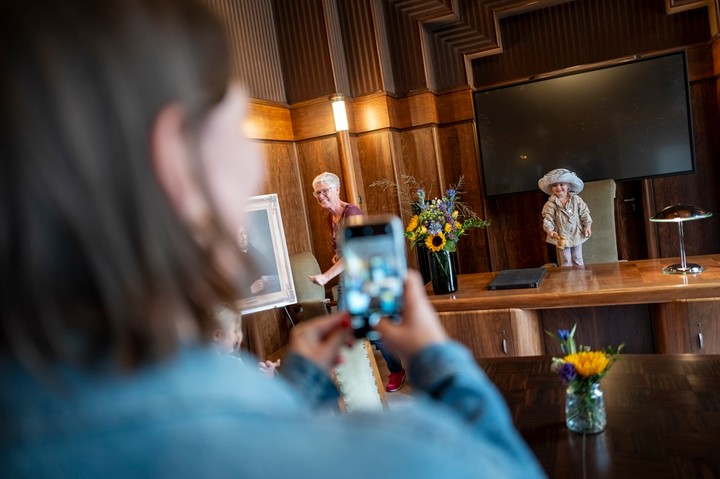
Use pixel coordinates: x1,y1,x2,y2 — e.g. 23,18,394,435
312,172,340,189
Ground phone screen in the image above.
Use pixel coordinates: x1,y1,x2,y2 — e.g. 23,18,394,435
340,217,406,339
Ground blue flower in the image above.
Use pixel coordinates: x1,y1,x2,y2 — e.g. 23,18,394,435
558,362,577,383
427,222,442,234
558,329,570,340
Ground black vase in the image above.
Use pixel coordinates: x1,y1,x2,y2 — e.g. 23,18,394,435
416,244,433,285
428,250,458,295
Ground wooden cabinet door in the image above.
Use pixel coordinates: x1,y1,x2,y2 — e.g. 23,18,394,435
655,299,720,354
687,299,720,354
541,305,653,354
439,310,514,359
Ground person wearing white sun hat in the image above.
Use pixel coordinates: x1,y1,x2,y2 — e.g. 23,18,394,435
539,168,593,266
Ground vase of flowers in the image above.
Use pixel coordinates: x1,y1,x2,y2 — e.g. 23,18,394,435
547,325,623,434
404,179,488,295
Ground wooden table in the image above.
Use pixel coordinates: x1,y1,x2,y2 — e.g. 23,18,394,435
428,255,720,357
479,354,720,479
429,254,720,312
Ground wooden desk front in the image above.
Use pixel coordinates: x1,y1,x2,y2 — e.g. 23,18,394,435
429,255,720,357
479,354,720,479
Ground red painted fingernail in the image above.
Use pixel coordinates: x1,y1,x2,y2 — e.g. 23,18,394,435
340,318,350,329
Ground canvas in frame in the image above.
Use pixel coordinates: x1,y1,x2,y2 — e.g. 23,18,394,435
237,194,296,314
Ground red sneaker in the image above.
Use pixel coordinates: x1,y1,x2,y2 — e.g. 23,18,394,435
385,368,406,392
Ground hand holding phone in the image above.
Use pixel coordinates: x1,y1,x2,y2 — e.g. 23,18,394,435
339,215,407,339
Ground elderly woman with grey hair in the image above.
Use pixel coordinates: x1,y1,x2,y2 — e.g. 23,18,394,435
307,172,364,287
308,172,407,392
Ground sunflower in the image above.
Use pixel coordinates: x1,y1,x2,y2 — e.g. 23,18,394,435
425,232,446,252
406,215,419,232
563,351,609,378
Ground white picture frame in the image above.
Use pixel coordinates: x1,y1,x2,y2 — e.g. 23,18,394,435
238,194,296,314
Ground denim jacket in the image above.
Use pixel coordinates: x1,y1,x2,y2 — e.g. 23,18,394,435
1,342,545,478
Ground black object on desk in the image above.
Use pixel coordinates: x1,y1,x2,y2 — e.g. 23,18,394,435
487,267,546,290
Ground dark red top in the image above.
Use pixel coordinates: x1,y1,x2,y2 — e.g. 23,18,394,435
329,203,364,251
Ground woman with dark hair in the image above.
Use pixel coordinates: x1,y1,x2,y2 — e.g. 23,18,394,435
0,1,543,477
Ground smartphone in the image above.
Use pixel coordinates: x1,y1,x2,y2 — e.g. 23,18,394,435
339,215,407,340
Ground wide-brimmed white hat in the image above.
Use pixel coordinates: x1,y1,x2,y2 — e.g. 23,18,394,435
538,168,584,195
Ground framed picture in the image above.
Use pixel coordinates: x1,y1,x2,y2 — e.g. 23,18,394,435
237,194,296,314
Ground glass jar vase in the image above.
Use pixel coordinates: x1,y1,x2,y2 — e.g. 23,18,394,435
565,382,607,434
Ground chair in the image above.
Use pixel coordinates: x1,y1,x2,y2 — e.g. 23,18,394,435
288,252,330,324
580,179,619,264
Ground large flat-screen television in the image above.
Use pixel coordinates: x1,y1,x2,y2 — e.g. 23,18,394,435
473,51,695,197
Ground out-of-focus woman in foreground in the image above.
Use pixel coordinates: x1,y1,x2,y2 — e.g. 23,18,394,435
0,1,544,477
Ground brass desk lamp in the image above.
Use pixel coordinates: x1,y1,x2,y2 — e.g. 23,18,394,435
649,204,713,274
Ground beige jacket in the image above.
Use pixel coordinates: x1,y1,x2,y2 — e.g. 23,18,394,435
542,193,592,247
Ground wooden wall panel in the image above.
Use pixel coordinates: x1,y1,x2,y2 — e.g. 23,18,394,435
242,308,289,361
389,127,443,270
246,101,293,141
649,77,720,259
296,137,345,275
205,0,286,103
290,100,337,141
337,0,384,97
391,127,442,194
485,191,550,270
356,130,401,218
435,88,474,124
614,181,649,261
257,141,311,255
471,0,710,87
424,27,467,91
273,0,336,103
382,1,428,95
352,89,474,134
541,304,654,354
436,122,491,273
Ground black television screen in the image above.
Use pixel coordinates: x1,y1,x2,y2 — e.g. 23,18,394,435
474,51,695,197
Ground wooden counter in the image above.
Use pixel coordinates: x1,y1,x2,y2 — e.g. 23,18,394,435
429,254,720,311
428,255,720,358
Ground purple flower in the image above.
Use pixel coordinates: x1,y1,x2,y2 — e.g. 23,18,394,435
558,362,577,383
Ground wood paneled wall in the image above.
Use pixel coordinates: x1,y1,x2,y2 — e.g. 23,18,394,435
205,0,286,103
272,0,336,103
234,0,720,358
470,0,710,86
